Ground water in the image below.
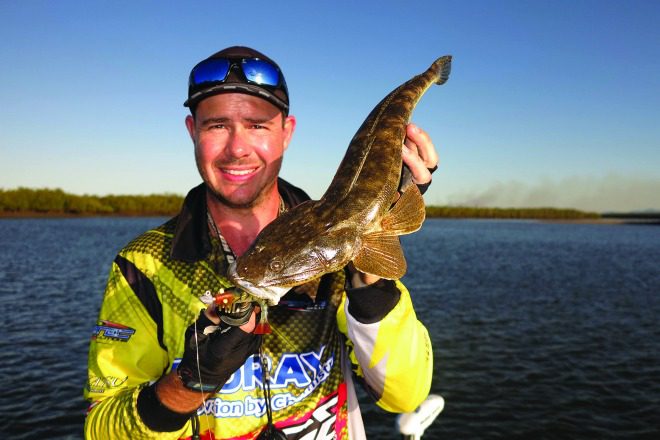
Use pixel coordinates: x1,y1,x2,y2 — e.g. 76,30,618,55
0,217,165,439
1,218,659,439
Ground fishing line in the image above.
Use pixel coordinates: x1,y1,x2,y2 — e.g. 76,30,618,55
257,342,287,440
193,314,210,439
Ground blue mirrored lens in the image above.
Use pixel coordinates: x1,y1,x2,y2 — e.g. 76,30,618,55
193,59,231,84
241,59,280,86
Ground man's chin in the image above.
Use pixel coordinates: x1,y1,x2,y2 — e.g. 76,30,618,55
208,189,257,209
206,184,273,210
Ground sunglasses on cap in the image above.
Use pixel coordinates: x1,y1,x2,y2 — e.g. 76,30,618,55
185,57,289,112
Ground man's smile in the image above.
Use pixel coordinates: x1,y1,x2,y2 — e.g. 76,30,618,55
222,168,258,176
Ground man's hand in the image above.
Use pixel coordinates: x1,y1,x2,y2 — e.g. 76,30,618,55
150,306,260,416
176,307,261,393
402,123,439,186
348,262,380,286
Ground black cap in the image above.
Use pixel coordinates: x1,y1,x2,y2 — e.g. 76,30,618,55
184,46,289,114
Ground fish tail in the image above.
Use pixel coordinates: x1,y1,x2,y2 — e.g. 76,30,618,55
432,55,452,85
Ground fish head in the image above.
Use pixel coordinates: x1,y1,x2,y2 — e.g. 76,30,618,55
225,261,291,305
229,205,360,291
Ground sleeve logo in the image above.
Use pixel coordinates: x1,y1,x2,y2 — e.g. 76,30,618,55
92,320,136,342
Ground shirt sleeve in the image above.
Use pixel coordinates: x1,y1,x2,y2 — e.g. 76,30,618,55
336,280,433,413
83,258,189,439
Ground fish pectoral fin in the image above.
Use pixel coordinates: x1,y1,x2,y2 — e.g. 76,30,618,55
351,185,424,279
382,183,426,235
352,234,406,280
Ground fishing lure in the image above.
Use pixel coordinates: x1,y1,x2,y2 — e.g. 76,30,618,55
200,288,272,334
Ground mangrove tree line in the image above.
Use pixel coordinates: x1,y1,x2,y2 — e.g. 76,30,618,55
0,188,183,216
0,187,601,219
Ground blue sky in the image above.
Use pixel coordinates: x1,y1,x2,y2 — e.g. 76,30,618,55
1,0,658,212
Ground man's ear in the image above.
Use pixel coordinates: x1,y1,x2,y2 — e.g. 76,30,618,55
185,114,196,140
282,115,296,151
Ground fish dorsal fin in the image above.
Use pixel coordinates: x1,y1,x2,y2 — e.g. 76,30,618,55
352,234,406,280
381,183,426,235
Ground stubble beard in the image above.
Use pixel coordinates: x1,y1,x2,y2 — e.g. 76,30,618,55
202,157,283,210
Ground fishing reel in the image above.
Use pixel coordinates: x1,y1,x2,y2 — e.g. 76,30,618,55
212,288,272,334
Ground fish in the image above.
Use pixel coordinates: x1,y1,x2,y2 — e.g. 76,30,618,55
228,55,452,306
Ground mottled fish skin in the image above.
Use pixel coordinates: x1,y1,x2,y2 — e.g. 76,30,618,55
229,56,452,300
321,55,452,225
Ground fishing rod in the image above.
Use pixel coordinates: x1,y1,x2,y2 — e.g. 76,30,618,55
396,394,445,440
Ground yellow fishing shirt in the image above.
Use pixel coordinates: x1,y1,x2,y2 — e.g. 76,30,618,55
84,181,432,439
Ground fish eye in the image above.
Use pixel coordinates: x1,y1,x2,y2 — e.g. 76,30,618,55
268,257,284,273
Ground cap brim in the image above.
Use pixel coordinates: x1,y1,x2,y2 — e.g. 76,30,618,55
184,83,289,113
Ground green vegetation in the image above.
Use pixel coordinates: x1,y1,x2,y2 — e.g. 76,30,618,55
0,188,184,216
1,187,602,220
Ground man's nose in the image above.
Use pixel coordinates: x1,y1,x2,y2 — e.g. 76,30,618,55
226,129,251,158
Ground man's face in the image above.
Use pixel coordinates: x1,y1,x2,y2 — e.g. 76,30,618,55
186,93,295,209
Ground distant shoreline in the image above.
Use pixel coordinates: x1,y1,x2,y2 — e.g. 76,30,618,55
0,211,170,219
1,187,658,223
2,211,659,226
541,217,660,226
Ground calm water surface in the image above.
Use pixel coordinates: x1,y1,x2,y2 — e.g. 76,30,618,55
1,218,659,439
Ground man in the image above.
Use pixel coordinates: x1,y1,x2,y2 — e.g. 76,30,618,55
85,46,437,439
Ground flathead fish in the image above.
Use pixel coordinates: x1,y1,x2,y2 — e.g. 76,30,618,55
229,56,452,304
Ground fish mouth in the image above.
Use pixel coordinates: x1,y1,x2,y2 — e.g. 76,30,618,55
234,269,320,289
226,261,291,304
229,259,323,289
235,279,290,305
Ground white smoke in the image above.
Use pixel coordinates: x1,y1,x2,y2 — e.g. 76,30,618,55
447,174,660,213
